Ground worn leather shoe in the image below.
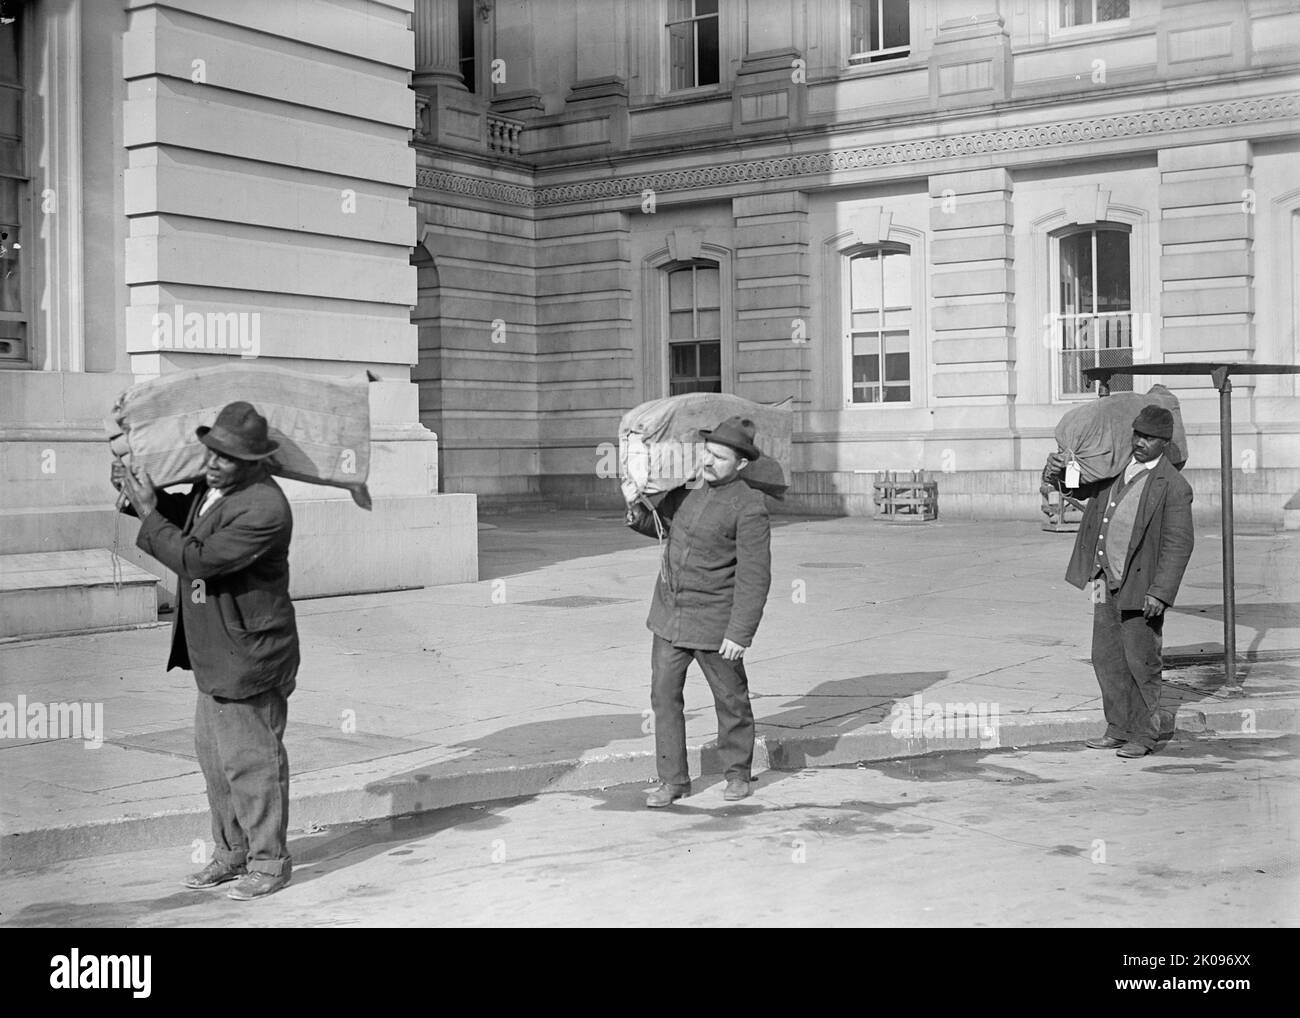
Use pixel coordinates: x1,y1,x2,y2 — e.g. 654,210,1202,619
1085,735,1125,750
1116,742,1151,759
645,782,690,808
182,859,245,889
723,778,752,801
227,864,292,900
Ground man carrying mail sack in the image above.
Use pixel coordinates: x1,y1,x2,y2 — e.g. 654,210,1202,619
626,415,773,807
116,401,299,899
1043,405,1195,760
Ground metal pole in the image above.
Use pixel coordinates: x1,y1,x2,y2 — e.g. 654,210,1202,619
1214,368,1238,690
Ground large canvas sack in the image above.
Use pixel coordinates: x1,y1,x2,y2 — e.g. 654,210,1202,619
1054,384,1187,484
619,393,793,501
106,363,373,509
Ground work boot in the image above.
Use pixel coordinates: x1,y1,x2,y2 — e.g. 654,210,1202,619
645,782,690,808
182,859,245,889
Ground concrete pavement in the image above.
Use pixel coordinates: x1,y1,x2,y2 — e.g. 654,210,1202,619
2,511,1297,871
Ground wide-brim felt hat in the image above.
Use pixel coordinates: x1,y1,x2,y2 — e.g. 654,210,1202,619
196,401,279,461
698,415,761,461
1132,405,1174,440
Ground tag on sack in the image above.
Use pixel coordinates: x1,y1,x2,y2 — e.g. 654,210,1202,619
1065,460,1081,488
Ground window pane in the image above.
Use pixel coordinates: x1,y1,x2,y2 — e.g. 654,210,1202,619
1095,229,1130,311
1059,231,1093,314
697,15,720,86
0,225,19,313
854,353,880,383
849,1,867,53
696,266,720,307
882,0,909,49
0,177,18,224
668,269,694,310
883,385,910,402
884,350,910,382
851,332,879,356
1060,0,1089,27
698,342,721,377
851,312,879,332
881,309,910,332
1099,0,1129,21
697,309,720,339
670,0,694,17
696,0,719,16
854,384,880,403
850,254,881,310
668,21,693,90
882,250,910,308
868,0,881,49
670,344,697,378
669,310,694,340
0,19,18,85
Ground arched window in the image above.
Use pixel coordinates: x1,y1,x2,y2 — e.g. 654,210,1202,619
666,261,721,395
1052,224,1133,397
846,245,911,404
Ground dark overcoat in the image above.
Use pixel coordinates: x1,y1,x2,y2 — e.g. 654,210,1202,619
629,475,772,649
1059,455,1195,610
134,471,300,699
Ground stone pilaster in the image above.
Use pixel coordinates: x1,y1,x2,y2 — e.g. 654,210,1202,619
731,192,811,406
1158,141,1254,359
928,169,1016,403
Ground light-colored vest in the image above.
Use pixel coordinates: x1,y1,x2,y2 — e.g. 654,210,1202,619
1096,470,1151,587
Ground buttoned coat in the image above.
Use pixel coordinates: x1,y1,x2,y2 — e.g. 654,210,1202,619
629,475,772,649
1059,455,1195,611
133,470,300,700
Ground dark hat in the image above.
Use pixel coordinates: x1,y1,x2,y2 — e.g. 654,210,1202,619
1132,405,1174,441
196,401,279,462
698,415,761,461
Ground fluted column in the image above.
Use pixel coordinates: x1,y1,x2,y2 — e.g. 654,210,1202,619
413,0,464,91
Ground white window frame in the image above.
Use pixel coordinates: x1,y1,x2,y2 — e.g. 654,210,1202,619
664,260,723,396
1052,0,1131,37
665,0,721,93
846,0,911,67
1048,223,1136,401
842,243,916,408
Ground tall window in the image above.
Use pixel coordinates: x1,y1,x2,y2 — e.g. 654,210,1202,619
0,9,23,363
667,0,719,90
1059,0,1129,29
667,263,721,395
1055,226,1133,397
458,0,476,93
848,246,911,404
849,0,909,65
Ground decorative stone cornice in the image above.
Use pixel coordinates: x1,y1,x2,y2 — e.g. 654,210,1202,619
415,168,534,206
415,93,1297,209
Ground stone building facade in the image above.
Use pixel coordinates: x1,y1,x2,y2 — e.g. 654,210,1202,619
0,0,475,639
413,0,1299,524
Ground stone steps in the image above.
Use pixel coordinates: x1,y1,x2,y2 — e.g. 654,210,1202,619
0,549,159,640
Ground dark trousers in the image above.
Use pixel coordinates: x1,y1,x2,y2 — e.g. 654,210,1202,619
650,635,754,786
1091,594,1165,749
194,681,293,876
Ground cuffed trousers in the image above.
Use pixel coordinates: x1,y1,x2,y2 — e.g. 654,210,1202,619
194,680,294,876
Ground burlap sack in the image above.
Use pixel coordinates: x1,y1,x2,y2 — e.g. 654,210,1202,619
106,363,373,508
618,393,794,501
1053,384,1188,484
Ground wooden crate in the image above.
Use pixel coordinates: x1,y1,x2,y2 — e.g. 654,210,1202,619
873,471,938,523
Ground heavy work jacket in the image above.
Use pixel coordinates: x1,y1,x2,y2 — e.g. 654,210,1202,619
1056,455,1195,611
628,475,772,650
131,471,300,699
